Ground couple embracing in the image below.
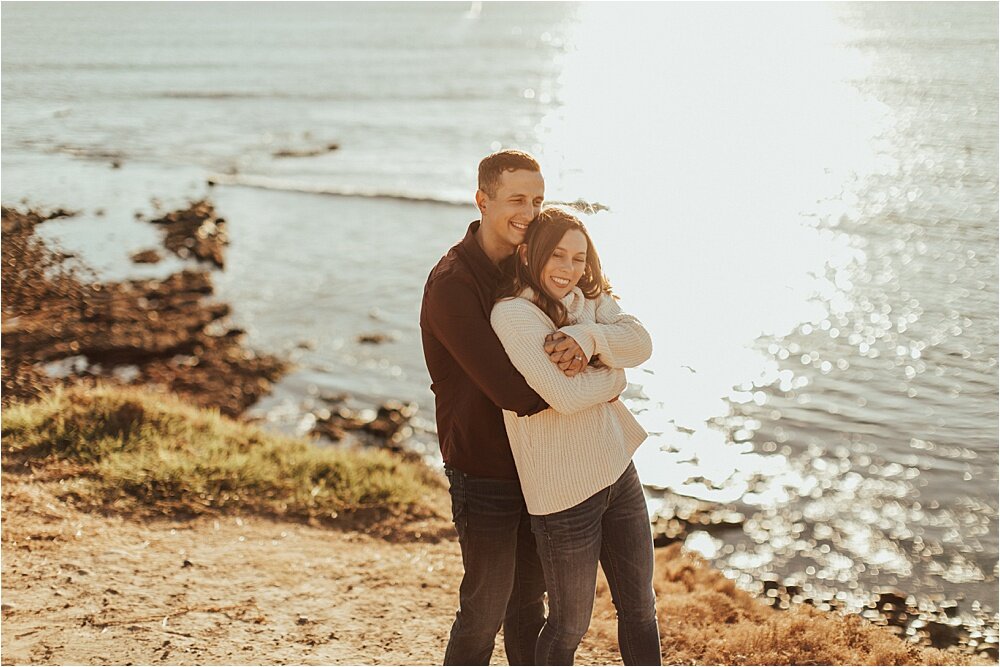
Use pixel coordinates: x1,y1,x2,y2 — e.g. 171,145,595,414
420,150,660,666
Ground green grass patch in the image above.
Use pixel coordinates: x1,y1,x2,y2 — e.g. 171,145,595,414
2,384,445,525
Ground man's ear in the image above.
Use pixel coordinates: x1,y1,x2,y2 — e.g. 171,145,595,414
475,189,488,214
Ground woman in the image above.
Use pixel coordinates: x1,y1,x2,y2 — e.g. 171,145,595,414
490,206,660,666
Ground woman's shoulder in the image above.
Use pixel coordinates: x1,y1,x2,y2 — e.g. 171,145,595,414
578,287,613,309
591,289,620,309
491,291,552,329
492,292,538,315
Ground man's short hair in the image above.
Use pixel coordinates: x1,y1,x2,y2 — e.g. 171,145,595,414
478,149,541,198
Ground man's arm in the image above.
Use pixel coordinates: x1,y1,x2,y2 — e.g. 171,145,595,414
557,292,652,369
424,275,548,417
491,299,626,415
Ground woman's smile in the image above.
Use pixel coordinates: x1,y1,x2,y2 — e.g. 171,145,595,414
541,229,588,299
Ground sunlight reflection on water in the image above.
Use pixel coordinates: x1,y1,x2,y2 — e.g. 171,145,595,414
536,2,887,491
530,2,998,631
3,0,995,647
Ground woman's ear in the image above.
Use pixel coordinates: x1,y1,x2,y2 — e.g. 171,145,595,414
518,244,528,266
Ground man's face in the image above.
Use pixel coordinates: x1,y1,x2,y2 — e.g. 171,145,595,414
478,169,545,255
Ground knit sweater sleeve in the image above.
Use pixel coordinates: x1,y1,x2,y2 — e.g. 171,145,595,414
558,292,653,369
491,298,626,415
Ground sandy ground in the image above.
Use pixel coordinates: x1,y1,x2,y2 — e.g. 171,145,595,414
1,477,620,666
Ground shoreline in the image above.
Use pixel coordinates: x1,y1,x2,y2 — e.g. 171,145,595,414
0,388,985,666
4,196,995,650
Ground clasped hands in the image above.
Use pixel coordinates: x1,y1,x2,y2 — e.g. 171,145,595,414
545,332,618,402
544,331,589,378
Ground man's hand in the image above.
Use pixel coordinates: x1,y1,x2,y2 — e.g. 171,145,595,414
544,332,588,377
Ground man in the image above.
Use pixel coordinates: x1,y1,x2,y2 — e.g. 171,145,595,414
420,150,589,665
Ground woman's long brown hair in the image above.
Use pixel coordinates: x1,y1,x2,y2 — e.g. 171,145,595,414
496,206,612,327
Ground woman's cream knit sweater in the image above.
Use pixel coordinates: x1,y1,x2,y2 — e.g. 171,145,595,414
490,287,652,515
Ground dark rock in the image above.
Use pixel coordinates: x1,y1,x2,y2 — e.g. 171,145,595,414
1,209,287,416
148,200,228,269
130,249,162,264
273,148,322,158
363,401,417,441
358,333,392,344
875,589,908,610
925,620,962,649
0,206,78,233
311,399,417,448
272,143,340,159
761,574,781,597
46,208,79,220
650,492,745,544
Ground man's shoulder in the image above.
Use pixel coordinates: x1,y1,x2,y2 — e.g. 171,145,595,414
421,245,484,331
425,245,475,294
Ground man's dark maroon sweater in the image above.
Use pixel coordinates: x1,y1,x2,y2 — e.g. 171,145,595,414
420,221,549,480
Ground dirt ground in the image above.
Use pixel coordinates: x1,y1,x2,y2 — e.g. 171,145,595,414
1,477,620,666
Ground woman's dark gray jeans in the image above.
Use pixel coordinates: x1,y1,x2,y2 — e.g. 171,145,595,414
443,465,547,665
531,462,661,666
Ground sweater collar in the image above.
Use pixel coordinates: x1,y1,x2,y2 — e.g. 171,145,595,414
518,286,586,324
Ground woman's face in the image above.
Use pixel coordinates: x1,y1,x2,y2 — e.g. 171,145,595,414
539,229,588,300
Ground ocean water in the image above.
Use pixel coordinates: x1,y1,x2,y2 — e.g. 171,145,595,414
3,1,997,642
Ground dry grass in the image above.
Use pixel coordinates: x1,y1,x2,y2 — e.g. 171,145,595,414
1,384,446,534
1,385,990,665
587,545,985,665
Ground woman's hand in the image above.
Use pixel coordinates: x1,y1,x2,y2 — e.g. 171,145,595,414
544,332,588,377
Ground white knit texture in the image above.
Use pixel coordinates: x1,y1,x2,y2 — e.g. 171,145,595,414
491,288,652,515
